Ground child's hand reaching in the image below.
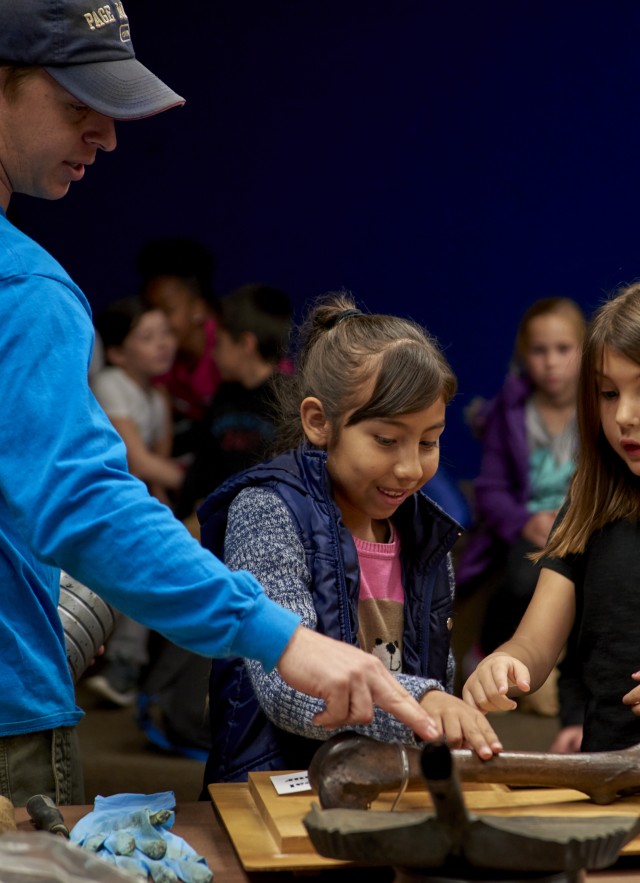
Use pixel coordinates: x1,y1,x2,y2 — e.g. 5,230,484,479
462,653,531,713
622,671,640,715
548,724,583,753
420,690,503,760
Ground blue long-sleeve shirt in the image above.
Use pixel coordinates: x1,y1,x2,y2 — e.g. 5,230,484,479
0,208,298,736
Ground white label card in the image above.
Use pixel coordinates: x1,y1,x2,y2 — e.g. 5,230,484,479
270,772,311,794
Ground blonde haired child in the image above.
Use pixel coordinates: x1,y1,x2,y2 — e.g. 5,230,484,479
457,297,586,656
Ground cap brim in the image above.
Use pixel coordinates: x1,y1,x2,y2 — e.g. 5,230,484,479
45,57,185,120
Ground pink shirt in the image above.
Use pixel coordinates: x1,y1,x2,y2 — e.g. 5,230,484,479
354,531,404,673
155,316,220,421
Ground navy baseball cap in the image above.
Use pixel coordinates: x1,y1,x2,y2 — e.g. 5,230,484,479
0,0,185,120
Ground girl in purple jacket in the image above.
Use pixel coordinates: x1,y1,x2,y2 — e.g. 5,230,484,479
457,298,585,655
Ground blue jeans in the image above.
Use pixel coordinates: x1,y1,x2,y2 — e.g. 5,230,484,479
0,727,85,807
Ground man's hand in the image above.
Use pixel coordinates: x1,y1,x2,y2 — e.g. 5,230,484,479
462,652,531,713
276,626,440,741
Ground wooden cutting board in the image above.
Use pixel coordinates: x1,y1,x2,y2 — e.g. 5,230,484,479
209,772,640,871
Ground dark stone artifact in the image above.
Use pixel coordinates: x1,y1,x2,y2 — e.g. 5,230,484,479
304,738,640,883
308,732,640,808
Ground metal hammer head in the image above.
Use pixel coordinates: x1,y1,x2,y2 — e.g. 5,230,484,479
308,733,421,809
308,733,393,809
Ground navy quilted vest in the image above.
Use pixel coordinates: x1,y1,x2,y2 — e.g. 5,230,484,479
198,446,460,784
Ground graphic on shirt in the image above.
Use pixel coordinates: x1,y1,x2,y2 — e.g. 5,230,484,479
372,638,402,672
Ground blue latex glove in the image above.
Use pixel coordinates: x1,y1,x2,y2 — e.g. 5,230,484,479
70,791,213,883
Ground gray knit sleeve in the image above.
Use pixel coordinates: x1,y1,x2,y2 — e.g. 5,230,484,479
225,486,444,746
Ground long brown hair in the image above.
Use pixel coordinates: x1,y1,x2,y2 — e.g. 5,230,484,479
272,291,457,453
542,283,640,558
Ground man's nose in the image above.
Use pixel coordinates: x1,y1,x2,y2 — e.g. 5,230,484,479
84,112,117,152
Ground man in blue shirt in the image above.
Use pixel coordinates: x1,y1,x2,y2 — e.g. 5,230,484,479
0,0,437,805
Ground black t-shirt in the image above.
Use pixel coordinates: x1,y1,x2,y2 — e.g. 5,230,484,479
542,518,640,751
176,380,277,519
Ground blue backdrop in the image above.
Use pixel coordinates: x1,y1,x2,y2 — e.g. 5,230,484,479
11,1,640,481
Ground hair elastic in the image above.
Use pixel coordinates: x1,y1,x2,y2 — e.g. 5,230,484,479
327,308,363,329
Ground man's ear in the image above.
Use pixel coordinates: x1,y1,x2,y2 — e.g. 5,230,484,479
300,397,330,447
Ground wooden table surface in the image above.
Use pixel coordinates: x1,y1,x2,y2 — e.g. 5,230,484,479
12,801,640,882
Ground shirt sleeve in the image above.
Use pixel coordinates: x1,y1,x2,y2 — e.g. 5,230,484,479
91,370,133,419
0,272,298,671
473,396,532,544
537,504,580,584
227,487,443,745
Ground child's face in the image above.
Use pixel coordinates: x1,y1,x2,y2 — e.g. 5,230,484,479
143,275,205,348
214,328,248,382
522,313,581,402
115,310,176,382
325,396,446,542
599,345,640,476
